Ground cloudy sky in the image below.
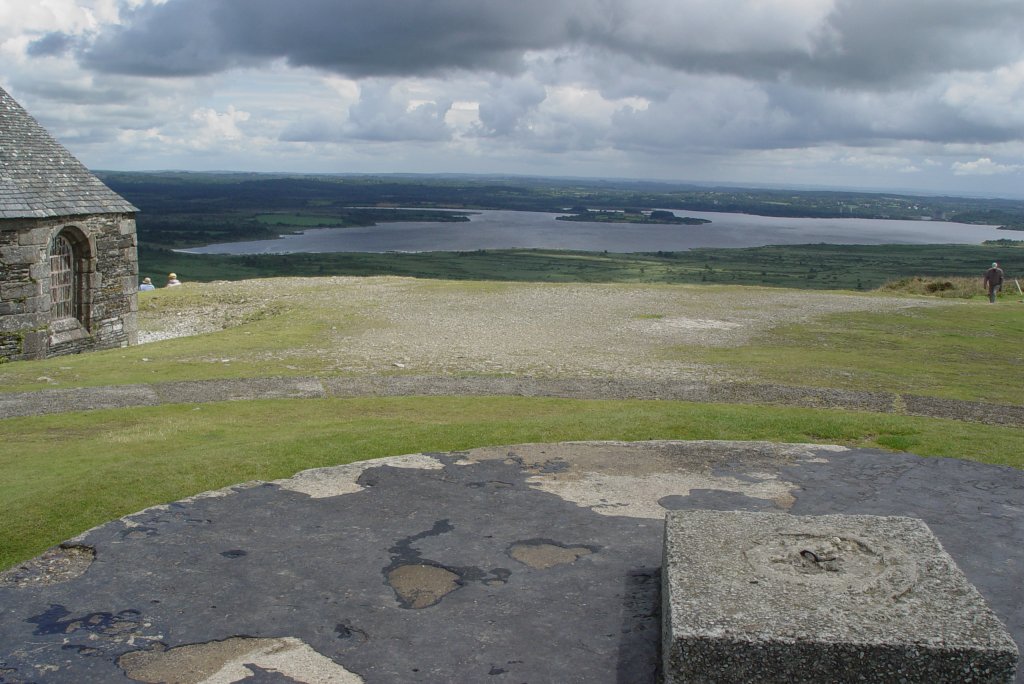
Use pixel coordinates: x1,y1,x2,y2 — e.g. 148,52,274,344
2,0,1023,196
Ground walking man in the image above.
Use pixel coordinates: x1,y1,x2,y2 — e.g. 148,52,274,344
984,262,1004,303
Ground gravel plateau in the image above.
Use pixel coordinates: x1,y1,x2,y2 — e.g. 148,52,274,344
138,277,941,383
8,277,1018,425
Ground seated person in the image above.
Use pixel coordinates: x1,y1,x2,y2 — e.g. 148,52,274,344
139,277,155,291
166,273,182,287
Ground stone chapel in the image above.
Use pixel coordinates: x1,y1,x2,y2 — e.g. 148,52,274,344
0,85,139,361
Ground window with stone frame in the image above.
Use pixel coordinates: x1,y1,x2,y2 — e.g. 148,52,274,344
49,233,77,321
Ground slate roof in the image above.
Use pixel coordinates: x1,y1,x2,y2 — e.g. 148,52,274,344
0,85,137,219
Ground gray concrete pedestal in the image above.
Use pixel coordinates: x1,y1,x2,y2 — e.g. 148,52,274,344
662,510,1019,683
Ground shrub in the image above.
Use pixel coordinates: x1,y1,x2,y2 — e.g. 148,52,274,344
876,276,979,298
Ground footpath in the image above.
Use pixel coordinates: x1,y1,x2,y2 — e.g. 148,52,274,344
2,374,1023,426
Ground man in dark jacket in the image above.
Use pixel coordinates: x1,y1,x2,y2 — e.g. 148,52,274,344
984,262,1004,303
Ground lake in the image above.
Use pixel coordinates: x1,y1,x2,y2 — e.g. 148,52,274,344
180,209,1008,255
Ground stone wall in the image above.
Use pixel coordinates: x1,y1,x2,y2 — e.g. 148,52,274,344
0,213,138,361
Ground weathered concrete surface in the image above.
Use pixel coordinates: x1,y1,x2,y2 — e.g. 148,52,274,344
662,510,1018,683
1,440,1023,683
117,636,363,684
2,375,1022,426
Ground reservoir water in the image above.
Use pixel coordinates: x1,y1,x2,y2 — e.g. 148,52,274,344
181,209,1008,255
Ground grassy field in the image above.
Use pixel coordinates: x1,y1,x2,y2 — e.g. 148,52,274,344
670,302,1024,405
140,242,1024,291
3,396,1022,570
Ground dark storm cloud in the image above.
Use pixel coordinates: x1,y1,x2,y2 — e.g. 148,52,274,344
78,0,589,77
599,0,1024,90
785,0,1024,88
66,0,1024,90
607,78,1021,155
11,77,132,106
476,79,547,136
26,32,77,58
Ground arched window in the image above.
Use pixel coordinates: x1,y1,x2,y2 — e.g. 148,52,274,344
50,234,77,320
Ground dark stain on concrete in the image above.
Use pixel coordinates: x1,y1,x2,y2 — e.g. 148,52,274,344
536,458,571,474
483,567,512,585
220,549,248,558
616,567,662,683
466,480,514,489
239,665,305,682
28,604,142,638
659,489,780,512
335,622,368,642
504,450,572,475
386,519,455,567
121,526,158,540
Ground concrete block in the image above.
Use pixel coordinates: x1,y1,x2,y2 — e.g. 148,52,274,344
662,510,1018,683
0,299,24,315
28,294,50,313
17,226,49,246
0,312,45,333
29,262,48,281
0,281,40,300
0,244,42,264
20,330,47,357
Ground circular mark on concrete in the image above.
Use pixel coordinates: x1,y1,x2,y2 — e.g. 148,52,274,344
744,532,916,595
508,540,595,570
387,563,461,609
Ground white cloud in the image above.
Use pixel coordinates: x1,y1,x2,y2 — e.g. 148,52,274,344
190,105,250,143
941,60,1024,130
951,157,1022,176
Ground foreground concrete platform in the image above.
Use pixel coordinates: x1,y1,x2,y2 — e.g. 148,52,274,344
663,510,1018,683
2,440,1023,683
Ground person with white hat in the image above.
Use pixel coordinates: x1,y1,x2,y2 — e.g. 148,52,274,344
983,262,1003,303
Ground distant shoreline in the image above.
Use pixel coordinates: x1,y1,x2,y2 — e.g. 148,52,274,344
557,210,711,226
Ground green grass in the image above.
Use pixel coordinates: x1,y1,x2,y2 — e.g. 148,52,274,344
0,286,346,391
672,301,1024,404
254,213,345,227
3,395,1022,571
139,242,1024,291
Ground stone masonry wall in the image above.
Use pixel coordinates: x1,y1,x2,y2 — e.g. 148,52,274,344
0,213,138,361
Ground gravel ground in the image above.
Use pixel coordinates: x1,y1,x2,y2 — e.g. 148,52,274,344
138,277,944,383
13,277,1010,425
